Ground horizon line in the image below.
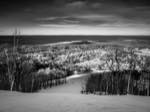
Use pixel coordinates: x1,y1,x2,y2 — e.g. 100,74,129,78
0,34,150,36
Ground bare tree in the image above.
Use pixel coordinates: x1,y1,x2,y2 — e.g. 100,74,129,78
105,48,123,71
4,29,20,91
105,48,122,94
137,56,150,96
126,48,137,94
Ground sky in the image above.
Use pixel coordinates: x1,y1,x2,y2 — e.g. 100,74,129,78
0,0,150,35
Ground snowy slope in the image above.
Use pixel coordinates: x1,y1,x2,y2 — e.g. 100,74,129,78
0,91,150,112
0,73,150,112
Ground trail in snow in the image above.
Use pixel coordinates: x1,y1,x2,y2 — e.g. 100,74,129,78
40,73,90,94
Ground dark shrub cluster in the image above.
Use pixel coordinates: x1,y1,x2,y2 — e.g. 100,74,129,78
82,70,150,96
0,63,10,90
31,69,67,92
0,57,69,92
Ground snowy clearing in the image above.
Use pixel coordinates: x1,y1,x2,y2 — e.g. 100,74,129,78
40,73,89,94
0,91,150,112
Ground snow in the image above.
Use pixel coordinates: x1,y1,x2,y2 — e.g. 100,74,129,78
0,73,150,112
92,69,110,73
136,48,150,56
39,40,84,46
66,73,88,80
0,91,150,112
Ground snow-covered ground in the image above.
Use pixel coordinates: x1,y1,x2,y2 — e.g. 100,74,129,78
136,48,150,56
0,73,150,112
38,40,91,46
0,91,150,112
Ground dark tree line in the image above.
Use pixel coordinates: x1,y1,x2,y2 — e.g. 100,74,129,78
0,56,68,92
82,70,150,96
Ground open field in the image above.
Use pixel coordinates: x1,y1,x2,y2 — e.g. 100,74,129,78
0,91,150,112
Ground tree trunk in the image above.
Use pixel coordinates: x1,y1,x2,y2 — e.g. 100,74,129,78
112,74,114,94
31,78,35,92
127,73,131,94
10,80,14,91
147,80,149,96
106,81,108,95
117,77,119,95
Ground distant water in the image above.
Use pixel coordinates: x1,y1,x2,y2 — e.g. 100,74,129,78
0,35,150,45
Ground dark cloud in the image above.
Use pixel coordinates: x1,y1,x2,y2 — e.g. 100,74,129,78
36,14,120,26
32,1,150,26
0,0,150,15
0,0,150,35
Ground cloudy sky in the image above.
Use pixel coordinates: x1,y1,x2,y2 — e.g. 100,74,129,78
0,0,150,35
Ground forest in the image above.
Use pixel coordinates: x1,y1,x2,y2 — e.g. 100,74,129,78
0,33,150,96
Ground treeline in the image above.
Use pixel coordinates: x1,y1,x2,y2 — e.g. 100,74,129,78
81,47,150,96
81,70,150,96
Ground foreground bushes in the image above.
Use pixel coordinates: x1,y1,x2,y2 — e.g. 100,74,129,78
82,70,150,96
20,71,67,92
